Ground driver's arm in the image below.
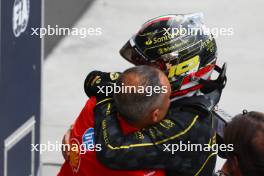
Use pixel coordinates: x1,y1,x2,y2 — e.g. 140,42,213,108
93,97,216,174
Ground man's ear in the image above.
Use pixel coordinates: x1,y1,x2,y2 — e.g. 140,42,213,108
151,109,159,123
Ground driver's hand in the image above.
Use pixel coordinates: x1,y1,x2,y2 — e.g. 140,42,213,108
84,71,120,99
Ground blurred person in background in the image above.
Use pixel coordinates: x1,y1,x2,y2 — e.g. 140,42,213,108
217,111,264,176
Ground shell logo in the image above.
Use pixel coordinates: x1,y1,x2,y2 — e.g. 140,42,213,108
69,138,81,173
145,38,153,46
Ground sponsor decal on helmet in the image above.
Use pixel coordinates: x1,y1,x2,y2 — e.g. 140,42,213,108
145,38,153,45
145,33,178,46
201,37,216,53
144,35,197,57
168,55,200,79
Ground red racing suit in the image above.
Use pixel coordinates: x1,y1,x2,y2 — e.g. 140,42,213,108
58,96,165,176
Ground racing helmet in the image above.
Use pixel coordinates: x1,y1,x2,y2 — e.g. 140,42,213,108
120,13,218,98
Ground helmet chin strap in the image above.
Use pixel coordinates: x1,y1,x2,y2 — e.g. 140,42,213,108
197,63,227,94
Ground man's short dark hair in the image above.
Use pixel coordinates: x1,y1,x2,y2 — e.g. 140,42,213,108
114,65,165,123
224,111,264,176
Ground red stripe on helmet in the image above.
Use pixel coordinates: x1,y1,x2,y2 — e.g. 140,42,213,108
170,84,203,98
182,64,215,85
143,16,173,28
170,64,215,98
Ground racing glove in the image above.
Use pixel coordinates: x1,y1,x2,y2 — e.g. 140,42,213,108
84,71,120,100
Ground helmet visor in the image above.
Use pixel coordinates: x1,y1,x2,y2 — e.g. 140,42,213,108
120,38,149,65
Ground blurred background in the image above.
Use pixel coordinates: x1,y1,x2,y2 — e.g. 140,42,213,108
1,0,264,175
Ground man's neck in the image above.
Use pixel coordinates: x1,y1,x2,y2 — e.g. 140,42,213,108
117,114,148,132
127,121,147,129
